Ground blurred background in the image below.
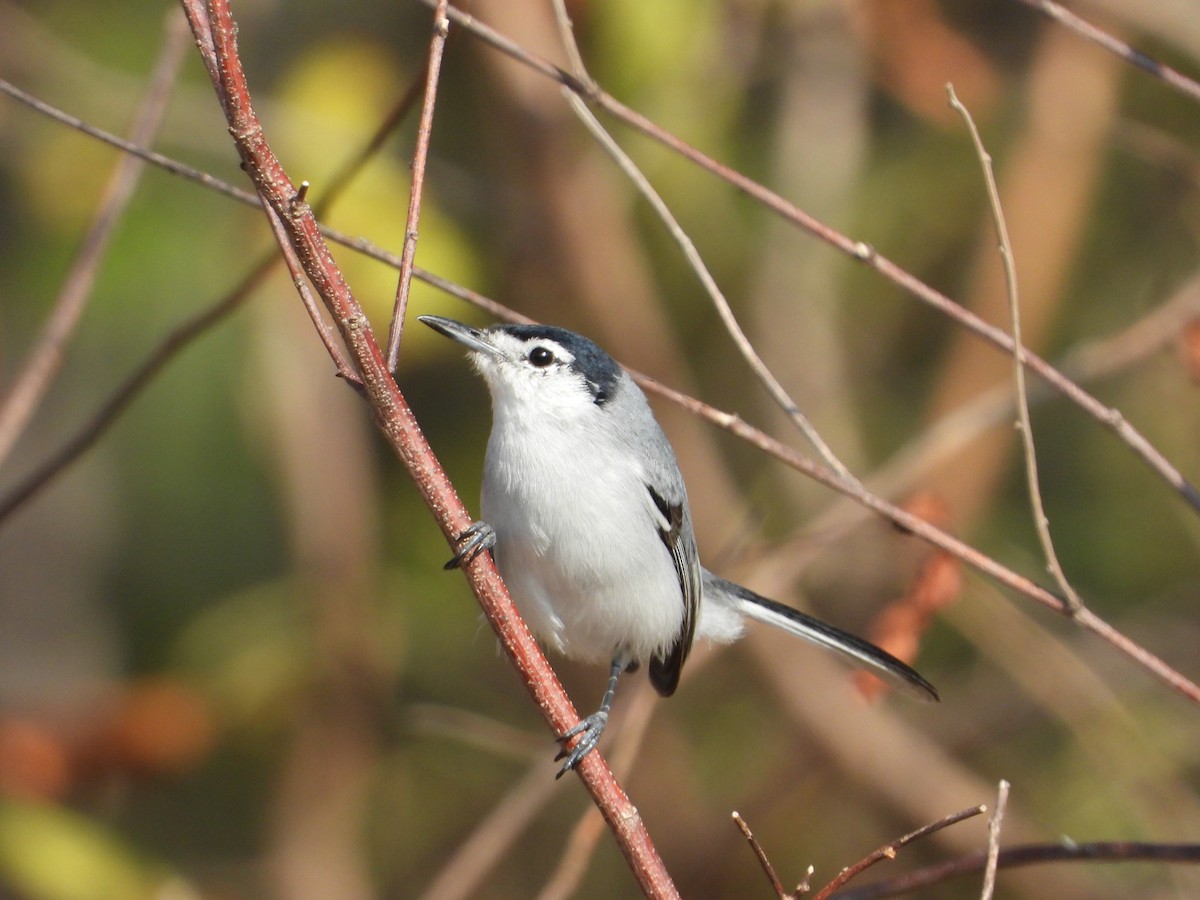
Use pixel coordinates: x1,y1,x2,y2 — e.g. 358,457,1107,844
1,1,1199,897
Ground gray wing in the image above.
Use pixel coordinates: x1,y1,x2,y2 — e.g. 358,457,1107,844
609,371,700,696
645,483,700,697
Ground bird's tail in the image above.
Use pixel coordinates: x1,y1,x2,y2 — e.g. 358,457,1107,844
703,571,939,702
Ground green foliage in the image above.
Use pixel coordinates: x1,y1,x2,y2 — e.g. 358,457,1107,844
1,3,1198,898
0,802,173,900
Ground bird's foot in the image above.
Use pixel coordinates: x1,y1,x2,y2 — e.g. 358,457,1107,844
443,521,496,570
554,710,609,778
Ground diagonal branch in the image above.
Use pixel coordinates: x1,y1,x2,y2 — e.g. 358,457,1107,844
0,11,189,468
813,804,987,900
560,85,859,485
384,0,449,370
0,64,422,526
834,840,1200,899
177,1,678,896
418,0,1200,519
4,68,1197,707
1013,0,1200,104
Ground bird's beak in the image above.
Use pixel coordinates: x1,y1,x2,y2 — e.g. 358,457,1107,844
418,315,503,359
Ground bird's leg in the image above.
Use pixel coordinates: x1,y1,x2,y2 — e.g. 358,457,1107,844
443,521,496,570
555,657,624,777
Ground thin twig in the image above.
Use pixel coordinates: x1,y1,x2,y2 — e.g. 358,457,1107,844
833,840,1200,900
1013,0,1200,105
180,2,678,896
0,11,188,468
262,190,359,381
869,270,1200,509
384,0,450,370
414,758,563,900
774,270,1200,586
0,75,262,205
0,256,273,524
549,0,588,81
947,83,1084,614
0,62,420,525
732,811,798,899
415,0,1200,518
560,88,858,484
5,62,1199,707
981,781,1010,900
813,805,987,900
551,0,855,482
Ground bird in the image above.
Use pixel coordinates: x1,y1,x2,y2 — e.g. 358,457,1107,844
418,315,938,775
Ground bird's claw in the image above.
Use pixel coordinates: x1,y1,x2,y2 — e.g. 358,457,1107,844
444,521,496,570
554,710,609,777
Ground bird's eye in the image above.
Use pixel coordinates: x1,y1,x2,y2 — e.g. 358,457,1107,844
529,346,555,368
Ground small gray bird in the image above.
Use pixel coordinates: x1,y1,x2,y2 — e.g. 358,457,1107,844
420,315,937,775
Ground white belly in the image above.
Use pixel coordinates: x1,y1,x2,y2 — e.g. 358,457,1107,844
481,424,683,666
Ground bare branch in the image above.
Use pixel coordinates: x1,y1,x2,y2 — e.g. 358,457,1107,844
0,75,261,206
560,88,859,484
948,83,1084,613
1014,0,1200,104
549,1,857,482
417,0,1200,518
537,686,659,900
548,0,588,82
813,805,987,900
732,811,802,899
384,0,450,371
0,11,188,467
833,840,1200,899
262,191,359,382
981,780,1011,900
178,1,678,895
5,46,1198,705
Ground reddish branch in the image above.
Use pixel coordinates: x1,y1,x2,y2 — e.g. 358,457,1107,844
814,805,987,900
832,840,1200,899
732,811,799,898
0,0,1194,740
419,0,1200,519
177,1,678,896
384,0,450,370
409,0,1200,708
1,66,1196,706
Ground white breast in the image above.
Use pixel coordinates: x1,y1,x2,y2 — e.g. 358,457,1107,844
481,411,685,666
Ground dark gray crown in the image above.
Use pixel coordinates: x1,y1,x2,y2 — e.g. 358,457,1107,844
499,324,622,406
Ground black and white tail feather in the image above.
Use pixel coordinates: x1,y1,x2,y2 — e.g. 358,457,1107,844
703,571,938,702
